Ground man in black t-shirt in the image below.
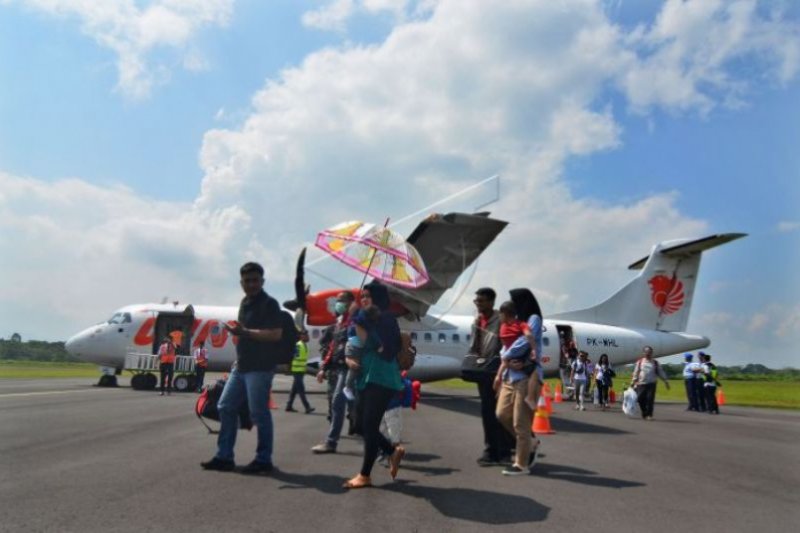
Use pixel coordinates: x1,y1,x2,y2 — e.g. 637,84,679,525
201,262,284,474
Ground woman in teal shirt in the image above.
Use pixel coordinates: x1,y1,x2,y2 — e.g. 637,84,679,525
343,281,405,489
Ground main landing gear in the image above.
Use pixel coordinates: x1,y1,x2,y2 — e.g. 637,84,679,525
97,374,118,387
130,373,157,390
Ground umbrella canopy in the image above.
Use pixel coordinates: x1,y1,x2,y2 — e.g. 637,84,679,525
314,220,429,289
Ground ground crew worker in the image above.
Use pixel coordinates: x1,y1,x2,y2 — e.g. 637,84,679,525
193,340,209,392
286,330,314,413
158,336,176,396
682,353,701,411
701,353,721,414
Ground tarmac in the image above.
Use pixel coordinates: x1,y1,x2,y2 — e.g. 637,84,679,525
1,375,798,533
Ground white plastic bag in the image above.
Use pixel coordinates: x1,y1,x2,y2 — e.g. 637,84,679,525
622,387,640,418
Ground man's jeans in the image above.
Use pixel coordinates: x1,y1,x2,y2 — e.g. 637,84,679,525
216,368,274,464
325,368,353,448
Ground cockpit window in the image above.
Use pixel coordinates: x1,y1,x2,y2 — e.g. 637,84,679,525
107,312,132,324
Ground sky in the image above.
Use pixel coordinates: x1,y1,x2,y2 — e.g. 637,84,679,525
0,0,798,368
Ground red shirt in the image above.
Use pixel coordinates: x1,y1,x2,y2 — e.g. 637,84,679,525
499,320,528,349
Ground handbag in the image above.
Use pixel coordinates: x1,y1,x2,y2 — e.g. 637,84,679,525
461,353,500,383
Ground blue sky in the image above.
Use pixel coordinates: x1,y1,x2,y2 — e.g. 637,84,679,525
0,0,798,367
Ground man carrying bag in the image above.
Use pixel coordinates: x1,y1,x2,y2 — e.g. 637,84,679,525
462,287,514,466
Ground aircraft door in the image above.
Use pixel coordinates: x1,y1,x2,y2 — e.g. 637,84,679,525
555,325,576,384
153,305,195,356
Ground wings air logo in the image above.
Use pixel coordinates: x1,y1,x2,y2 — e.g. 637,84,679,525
648,275,685,314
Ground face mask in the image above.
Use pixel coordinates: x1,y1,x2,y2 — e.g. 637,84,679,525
334,302,348,315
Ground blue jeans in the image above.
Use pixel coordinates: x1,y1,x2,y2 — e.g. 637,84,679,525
325,368,353,448
215,368,274,464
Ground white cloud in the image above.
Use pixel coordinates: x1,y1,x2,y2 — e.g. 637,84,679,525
301,0,355,32
302,0,420,31
2,0,798,366
620,0,800,114
776,306,800,339
0,171,260,339
777,221,800,232
8,0,233,99
747,313,769,333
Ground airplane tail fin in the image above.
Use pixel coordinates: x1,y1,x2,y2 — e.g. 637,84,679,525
552,233,746,332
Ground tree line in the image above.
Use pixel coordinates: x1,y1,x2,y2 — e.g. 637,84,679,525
0,339,79,363
1,338,798,380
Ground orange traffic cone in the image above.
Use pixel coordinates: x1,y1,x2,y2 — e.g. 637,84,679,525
554,383,563,403
541,382,550,399
532,394,555,435
268,392,278,409
716,388,726,406
544,393,553,414
609,388,616,405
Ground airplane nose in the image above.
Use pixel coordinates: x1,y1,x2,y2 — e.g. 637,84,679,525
65,330,91,359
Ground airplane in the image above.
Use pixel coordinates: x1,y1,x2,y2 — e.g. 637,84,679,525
65,212,745,392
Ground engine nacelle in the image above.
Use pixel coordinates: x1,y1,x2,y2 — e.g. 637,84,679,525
305,287,411,326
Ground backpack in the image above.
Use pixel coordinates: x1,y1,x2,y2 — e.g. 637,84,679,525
274,310,300,365
397,331,417,371
195,379,253,434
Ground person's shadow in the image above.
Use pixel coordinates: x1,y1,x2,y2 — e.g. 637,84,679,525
382,480,550,524
269,471,549,524
534,463,645,489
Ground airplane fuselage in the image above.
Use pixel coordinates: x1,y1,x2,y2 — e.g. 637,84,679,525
66,302,709,382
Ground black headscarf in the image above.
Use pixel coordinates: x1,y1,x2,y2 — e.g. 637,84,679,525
509,288,543,322
363,281,400,361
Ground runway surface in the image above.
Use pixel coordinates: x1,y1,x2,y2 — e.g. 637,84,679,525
1,375,798,533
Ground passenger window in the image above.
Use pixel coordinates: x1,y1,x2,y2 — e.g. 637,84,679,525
410,332,417,341
466,334,471,342
543,337,549,346
438,333,446,343
452,333,460,343
424,333,432,342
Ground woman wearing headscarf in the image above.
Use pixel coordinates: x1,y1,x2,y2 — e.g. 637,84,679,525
342,281,405,489
493,288,544,475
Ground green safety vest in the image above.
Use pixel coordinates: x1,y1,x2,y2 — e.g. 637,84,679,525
291,341,308,374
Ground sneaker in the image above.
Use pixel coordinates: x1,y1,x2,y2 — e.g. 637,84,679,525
311,442,336,454
580,405,586,411
201,457,235,472
343,387,355,401
241,460,274,475
285,406,297,412
476,453,500,467
502,465,529,476
573,405,580,410
305,407,316,414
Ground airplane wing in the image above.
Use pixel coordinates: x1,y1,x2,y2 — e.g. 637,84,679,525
388,212,508,319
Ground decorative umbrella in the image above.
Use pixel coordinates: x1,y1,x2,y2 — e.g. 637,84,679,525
314,220,429,289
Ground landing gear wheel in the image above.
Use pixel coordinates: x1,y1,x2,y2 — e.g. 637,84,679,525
173,375,191,393
144,373,157,390
131,374,145,390
98,375,118,387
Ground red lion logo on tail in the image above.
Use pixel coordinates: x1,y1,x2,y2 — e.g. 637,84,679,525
648,275,684,314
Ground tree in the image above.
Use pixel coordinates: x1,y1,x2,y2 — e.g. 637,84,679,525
10,333,21,343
